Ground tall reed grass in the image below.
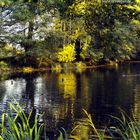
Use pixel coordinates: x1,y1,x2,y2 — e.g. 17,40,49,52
0,101,140,140
0,100,67,140
108,110,140,140
70,109,140,140
0,100,42,140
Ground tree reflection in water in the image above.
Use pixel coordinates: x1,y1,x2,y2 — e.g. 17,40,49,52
0,63,140,138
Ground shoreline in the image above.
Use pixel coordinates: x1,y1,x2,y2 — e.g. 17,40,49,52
0,60,140,74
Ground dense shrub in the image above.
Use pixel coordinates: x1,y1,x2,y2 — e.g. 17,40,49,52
57,44,76,63
0,61,9,68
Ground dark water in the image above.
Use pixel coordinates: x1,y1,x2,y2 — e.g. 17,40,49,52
0,63,140,139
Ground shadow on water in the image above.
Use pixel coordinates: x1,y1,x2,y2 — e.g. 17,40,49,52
0,63,140,138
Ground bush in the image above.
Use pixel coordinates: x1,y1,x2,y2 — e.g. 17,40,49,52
0,61,9,68
75,62,86,73
57,44,76,63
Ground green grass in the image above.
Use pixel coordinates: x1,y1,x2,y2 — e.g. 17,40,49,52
0,100,67,140
108,110,140,140
0,100,42,140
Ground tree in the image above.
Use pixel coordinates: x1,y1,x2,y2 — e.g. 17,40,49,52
0,0,54,50
1,0,140,67
0,0,58,67
84,1,140,61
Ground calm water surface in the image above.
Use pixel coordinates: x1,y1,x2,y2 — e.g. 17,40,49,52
0,63,140,139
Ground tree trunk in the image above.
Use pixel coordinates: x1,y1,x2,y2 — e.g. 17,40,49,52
75,39,82,61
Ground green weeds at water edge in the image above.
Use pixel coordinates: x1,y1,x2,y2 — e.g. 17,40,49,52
1,102,140,140
70,109,109,140
0,101,42,140
70,109,140,140
0,101,67,140
108,110,140,140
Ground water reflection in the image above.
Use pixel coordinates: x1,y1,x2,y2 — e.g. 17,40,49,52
0,63,140,138
70,117,90,140
58,73,76,99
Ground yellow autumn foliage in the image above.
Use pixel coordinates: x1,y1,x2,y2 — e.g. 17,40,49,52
74,1,87,15
57,44,76,63
69,0,101,15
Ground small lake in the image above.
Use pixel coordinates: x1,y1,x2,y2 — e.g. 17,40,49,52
0,63,140,139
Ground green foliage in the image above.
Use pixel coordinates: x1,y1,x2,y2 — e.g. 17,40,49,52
69,0,101,16
0,73,9,81
75,62,86,73
101,21,136,61
75,61,86,69
0,0,49,51
0,61,9,68
0,0,11,6
87,49,103,64
50,0,74,17
27,46,53,67
109,111,140,140
1,0,140,67
57,44,76,63
126,0,140,12
0,100,68,140
84,2,140,61
0,101,42,140
0,44,17,59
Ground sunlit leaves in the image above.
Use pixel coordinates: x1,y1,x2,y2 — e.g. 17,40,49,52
0,61,9,68
126,5,140,11
0,0,38,6
0,0,11,6
69,0,101,16
0,44,16,58
1,0,140,64
57,44,76,62
125,0,140,12
72,1,87,15
131,19,140,24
